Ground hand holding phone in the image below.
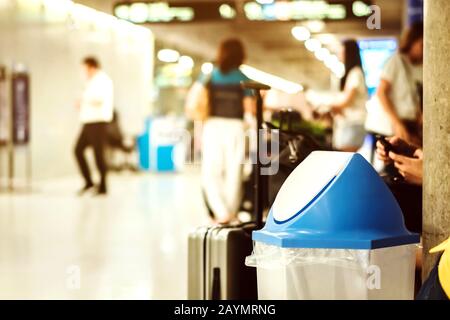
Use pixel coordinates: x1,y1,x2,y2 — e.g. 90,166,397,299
376,135,417,158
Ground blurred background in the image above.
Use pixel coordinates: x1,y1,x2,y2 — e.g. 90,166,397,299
0,0,429,299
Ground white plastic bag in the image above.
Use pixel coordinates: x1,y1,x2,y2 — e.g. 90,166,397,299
246,241,417,300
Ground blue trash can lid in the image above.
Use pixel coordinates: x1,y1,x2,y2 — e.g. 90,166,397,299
253,151,420,249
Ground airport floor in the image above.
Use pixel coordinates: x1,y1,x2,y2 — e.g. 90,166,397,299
0,168,209,299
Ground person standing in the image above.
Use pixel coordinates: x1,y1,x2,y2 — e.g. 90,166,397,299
329,39,368,152
376,22,423,145
75,56,113,195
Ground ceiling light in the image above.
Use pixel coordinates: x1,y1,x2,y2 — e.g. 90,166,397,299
219,4,236,19
331,62,345,78
128,2,148,23
323,53,345,78
178,55,194,69
305,38,321,52
157,49,180,63
325,54,339,69
256,0,275,4
114,4,129,20
201,62,214,74
315,47,330,61
244,2,263,20
240,64,303,94
274,1,291,21
353,1,372,17
306,20,325,33
291,26,310,41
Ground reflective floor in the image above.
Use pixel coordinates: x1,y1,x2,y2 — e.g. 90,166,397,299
0,168,208,299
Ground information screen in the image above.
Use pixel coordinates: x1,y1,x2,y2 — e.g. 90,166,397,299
358,39,398,97
11,72,30,145
114,1,237,23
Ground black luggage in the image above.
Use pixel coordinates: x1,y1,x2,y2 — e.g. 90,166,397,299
187,223,257,299
187,81,269,300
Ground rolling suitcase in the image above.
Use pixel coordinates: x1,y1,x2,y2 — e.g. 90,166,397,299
187,81,269,300
188,223,257,299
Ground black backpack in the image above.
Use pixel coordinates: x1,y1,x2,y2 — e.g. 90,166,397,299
266,110,332,207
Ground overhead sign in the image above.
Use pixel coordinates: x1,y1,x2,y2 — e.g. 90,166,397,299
114,1,237,23
244,0,346,21
114,1,373,23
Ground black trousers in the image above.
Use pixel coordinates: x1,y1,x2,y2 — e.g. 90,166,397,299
74,122,108,192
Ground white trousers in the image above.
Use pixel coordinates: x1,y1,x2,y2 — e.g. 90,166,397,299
201,118,245,220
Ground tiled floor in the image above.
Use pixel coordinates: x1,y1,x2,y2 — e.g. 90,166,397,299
0,168,209,299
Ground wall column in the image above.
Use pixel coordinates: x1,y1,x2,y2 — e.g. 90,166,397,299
422,0,450,278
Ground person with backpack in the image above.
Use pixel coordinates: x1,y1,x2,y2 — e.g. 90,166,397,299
186,39,255,223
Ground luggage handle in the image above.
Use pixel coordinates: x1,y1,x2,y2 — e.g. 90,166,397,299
287,140,299,163
241,81,270,229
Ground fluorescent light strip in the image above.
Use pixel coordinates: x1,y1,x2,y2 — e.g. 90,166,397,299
240,65,303,94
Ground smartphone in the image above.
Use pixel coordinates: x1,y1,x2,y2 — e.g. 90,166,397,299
376,135,393,154
375,135,417,158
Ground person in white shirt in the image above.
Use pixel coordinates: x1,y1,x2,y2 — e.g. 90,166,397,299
377,22,423,145
74,56,113,195
329,39,368,151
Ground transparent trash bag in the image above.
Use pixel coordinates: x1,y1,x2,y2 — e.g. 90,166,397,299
246,242,417,300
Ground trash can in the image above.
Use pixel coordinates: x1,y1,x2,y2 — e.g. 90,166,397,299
246,151,420,300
